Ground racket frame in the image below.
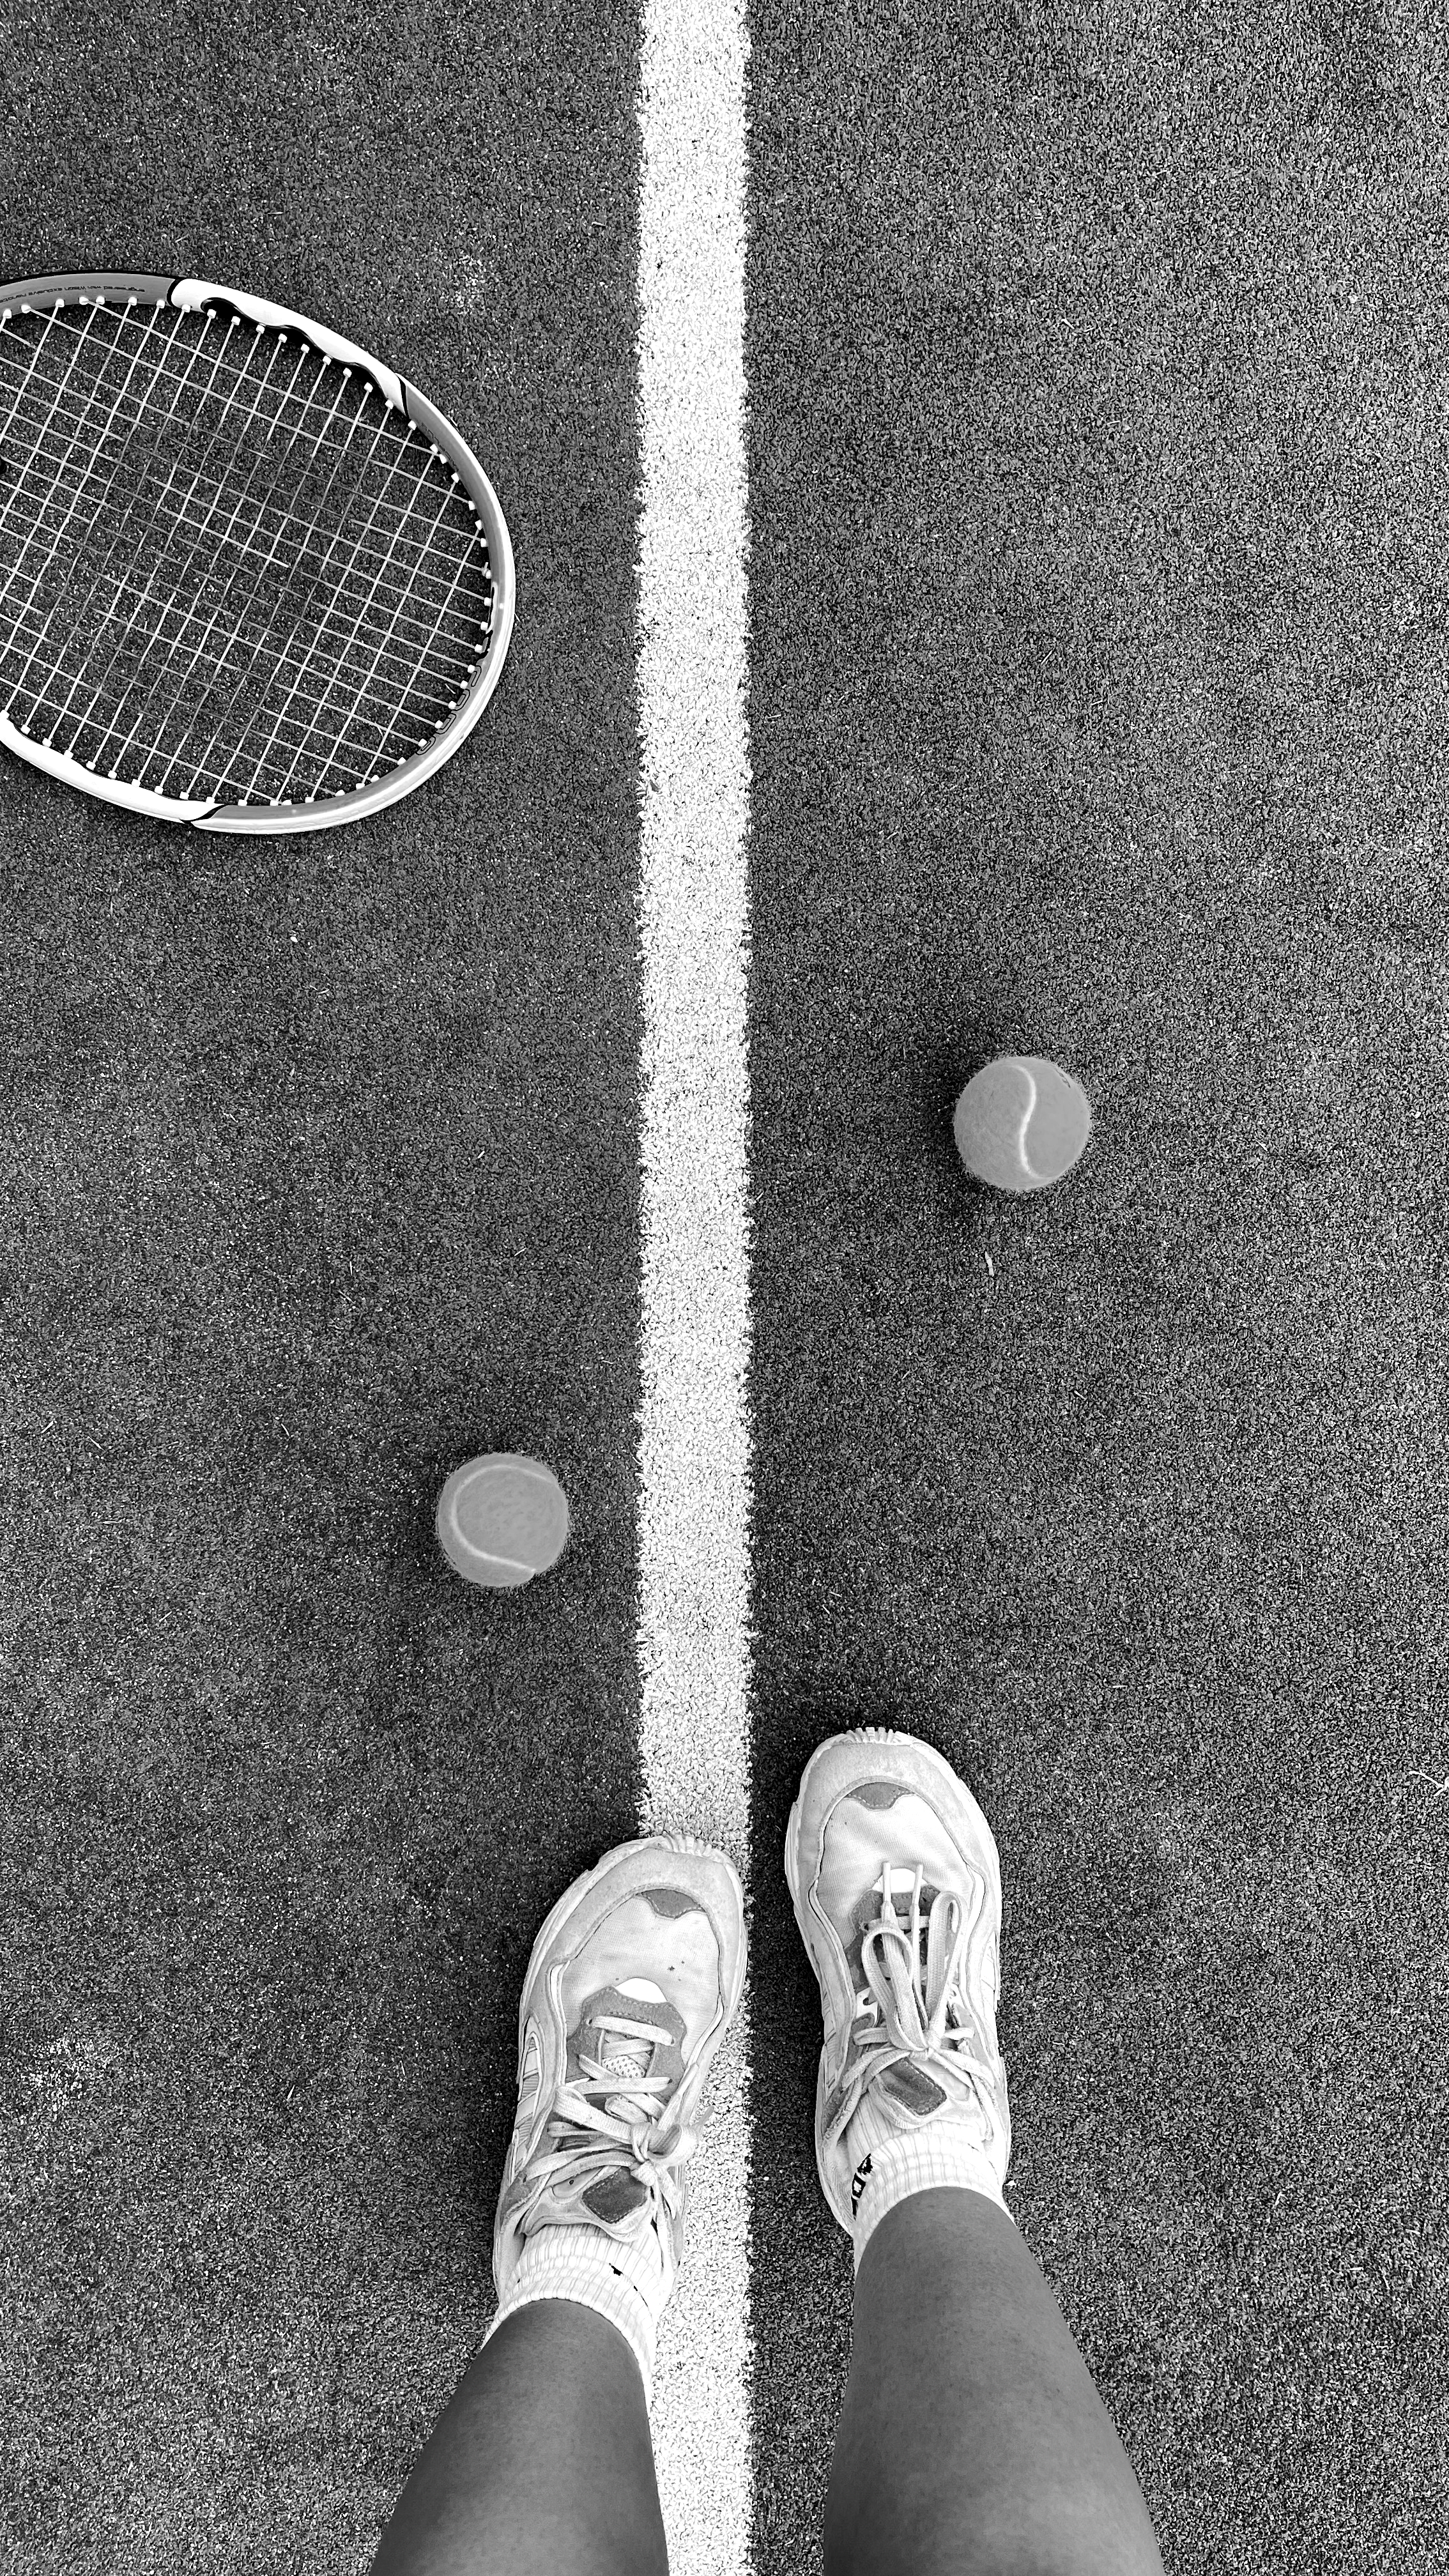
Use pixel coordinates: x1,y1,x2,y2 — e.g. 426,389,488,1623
0,271,516,831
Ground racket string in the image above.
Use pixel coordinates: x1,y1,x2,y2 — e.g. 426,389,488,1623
1,299,193,717
5,320,484,634
12,302,305,783
1,304,491,703
0,295,495,808
79,314,335,785
3,306,493,799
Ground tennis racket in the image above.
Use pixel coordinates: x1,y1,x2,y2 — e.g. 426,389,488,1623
0,271,514,832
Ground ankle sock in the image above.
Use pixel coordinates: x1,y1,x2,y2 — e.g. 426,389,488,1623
480,2221,658,2412
849,2120,1012,2276
480,2126,1012,2404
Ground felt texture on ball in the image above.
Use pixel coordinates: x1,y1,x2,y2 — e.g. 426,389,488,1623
436,1453,572,1588
953,1056,1093,1193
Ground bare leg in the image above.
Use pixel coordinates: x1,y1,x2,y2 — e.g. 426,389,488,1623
367,2300,669,2576
823,2188,1167,2576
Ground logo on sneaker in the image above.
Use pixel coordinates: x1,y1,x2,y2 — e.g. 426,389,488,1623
850,2153,873,2219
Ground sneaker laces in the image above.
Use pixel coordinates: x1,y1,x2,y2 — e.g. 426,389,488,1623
517,2009,698,2234
822,1860,995,2155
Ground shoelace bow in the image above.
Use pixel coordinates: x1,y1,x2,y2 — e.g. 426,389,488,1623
824,1860,993,2152
521,2011,696,2229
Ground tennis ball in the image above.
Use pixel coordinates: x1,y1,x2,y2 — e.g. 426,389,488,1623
435,1452,571,1589
953,1055,1093,1193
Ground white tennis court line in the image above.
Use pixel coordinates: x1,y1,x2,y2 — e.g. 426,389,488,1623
634,3,755,2570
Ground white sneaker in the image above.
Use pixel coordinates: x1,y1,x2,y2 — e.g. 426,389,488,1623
784,1727,1012,2241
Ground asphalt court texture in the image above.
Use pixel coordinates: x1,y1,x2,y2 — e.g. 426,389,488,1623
3,4,1448,2573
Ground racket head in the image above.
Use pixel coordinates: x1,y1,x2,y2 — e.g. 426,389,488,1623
0,271,516,832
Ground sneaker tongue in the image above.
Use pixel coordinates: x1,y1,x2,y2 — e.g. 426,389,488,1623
597,1978,664,2097
860,1872,939,1950
600,2035,653,2087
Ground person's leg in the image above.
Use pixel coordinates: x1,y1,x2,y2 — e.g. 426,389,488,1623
823,2188,1167,2576
367,2299,670,2576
